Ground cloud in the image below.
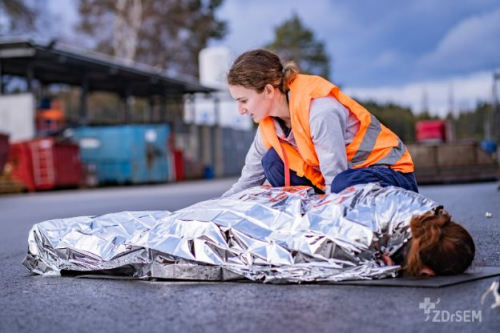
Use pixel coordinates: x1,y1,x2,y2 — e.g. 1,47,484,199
212,0,342,54
201,0,500,116
344,71,493,117
418,8,500,74
372,50,402,68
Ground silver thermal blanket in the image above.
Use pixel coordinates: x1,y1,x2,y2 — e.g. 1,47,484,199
23,184,437,283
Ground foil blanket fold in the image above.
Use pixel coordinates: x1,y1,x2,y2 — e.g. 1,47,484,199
22,183,437,283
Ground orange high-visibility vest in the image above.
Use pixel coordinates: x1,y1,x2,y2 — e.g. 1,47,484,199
259,74,414,191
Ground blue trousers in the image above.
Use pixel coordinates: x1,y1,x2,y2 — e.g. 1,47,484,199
262,148,419,193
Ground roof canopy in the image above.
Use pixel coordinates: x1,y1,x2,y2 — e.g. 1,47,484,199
0,37,215,97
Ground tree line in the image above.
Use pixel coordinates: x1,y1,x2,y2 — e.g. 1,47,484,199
360,101,494,143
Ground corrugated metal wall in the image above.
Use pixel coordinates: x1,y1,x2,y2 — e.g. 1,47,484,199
221,127,255,177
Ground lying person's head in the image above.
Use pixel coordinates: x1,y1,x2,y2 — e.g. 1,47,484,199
401,208,475,277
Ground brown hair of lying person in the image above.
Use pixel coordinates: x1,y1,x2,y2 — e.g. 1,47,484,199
404,209,475,277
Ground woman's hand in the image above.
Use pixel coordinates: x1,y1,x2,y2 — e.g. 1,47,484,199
381,253,395,266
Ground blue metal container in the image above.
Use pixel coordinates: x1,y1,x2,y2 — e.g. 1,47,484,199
72,125,170,184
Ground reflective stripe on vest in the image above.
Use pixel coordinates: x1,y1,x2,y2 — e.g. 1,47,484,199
350,114,381,167
377,137,407,165
348,115,410,168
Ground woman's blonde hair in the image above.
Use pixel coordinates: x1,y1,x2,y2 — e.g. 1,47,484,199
404,209,475,277
227,49,299,93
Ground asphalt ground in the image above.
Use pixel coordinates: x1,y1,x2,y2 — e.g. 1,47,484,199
1,178,499,333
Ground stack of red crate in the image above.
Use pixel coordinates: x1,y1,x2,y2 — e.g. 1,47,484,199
8,138,82,191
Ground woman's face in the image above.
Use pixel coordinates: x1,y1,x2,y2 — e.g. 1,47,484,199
229,85,272,123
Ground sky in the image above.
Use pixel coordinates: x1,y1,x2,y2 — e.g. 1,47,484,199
209,0,500,116
49,0,500,117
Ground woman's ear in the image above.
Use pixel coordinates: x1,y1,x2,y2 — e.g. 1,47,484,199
420,266,436,277
263,84,275,99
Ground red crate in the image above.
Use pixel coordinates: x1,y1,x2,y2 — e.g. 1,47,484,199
53,143,81,187
416,120,447,143
0,133,9,174
8,142,35,191
173,149,185,181
8,138,82,191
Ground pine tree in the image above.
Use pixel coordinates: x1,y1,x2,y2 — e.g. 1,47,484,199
265,13,330,79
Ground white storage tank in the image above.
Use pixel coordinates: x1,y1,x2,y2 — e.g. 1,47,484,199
199,47,233,90
0,93,35,142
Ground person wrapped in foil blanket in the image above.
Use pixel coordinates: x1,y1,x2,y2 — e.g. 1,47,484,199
22,183,475,283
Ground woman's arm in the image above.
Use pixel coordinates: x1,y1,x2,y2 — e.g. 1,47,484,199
221,129,267,197
309,97,354,193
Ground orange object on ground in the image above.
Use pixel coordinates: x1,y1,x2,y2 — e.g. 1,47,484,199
36,107,66,135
